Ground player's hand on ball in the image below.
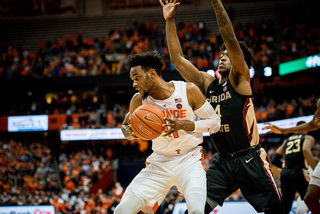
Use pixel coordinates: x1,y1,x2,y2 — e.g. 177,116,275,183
124,120,137,140
163,108,181,136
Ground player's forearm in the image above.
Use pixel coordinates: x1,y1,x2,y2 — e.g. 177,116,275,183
166,18,184,64
177,120,196,131
211,0,237,44
281,122,318,134
177,118,220,133
194,116,221,133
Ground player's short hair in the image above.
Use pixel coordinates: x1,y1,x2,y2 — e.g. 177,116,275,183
296,121,306,126
127,51,164,76
221,41,253,68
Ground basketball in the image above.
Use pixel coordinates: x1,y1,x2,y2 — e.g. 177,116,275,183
130,104,165,140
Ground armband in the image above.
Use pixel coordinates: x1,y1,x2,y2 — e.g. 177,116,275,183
194,101,221,133
271,153,283,168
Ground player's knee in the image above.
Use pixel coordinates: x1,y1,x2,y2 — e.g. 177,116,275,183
114,203,126,214
188,207,203,214
295,200,308,214
188,210,202,214
114,191,145,214
114,203,137,214
296,207,307,214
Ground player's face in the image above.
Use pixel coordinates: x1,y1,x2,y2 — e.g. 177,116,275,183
130,66,154,99
218,50,232,76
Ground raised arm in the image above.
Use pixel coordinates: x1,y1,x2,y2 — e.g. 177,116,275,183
160,0,214,94
210,0,251,94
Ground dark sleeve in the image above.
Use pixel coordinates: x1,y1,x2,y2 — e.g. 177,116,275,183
271,153,283,168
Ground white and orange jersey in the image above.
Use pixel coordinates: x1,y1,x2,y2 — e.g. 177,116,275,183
142,81,203,156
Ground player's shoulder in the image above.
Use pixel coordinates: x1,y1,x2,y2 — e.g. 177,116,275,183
185,71,214,94
132,92,142,99
131,93,143,103
186,82,203,95
130,93,143,113
186,81,199,90
306,134,315,139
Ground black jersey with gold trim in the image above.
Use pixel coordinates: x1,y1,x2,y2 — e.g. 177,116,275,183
206,78,259,153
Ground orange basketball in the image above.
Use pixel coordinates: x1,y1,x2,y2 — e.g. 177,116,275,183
130,104,165,141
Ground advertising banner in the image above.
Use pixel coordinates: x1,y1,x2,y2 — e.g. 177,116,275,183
0,205,55,214
8,115,48,132
60,128,125,141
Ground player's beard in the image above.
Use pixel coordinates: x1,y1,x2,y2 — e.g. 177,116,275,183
141,75,154,99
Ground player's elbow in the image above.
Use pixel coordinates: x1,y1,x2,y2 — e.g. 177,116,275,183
170,56,184,67
302,148,311,156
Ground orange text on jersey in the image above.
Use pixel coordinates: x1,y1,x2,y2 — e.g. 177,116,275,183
163,109,187,118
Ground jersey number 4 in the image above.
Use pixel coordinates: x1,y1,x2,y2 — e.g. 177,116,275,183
214,104,222,118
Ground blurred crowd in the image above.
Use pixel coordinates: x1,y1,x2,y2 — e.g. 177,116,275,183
0,9,319,79
0,18,270,78
254,95,318,123
0,20,161,79
0,139,123,213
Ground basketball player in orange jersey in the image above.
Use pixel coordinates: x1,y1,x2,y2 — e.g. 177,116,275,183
115,51,221,214
263,98,320,214
161,0,284,213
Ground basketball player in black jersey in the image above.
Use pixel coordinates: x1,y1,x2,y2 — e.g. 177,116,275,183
263,98,320,214
271,121,318,214
160,0,284,213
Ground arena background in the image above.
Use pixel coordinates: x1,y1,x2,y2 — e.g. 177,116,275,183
0,0,319,213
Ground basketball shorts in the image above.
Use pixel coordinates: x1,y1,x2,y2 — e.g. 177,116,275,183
280,168,309,213
309,161,320,187
206,145,282,213
280,168,309,198
123,146,206,212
